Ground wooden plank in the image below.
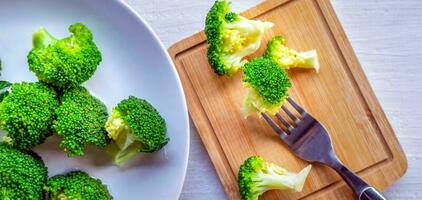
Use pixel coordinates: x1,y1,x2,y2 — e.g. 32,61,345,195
168,0,407,199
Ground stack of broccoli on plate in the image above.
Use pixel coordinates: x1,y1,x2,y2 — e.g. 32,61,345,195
204,1,321,199
0,140,112,200
25,23,169,161
0,22,170,199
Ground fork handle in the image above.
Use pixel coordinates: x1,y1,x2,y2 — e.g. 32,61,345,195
335,164,386,200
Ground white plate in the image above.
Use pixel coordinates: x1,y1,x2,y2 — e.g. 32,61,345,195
0,0,189,199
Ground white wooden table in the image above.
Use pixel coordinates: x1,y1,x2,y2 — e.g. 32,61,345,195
124,0,422,199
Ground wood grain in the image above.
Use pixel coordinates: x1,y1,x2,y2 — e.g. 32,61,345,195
168,0,407,199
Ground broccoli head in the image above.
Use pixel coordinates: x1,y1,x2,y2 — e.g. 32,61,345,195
242,58,291,116
53,86,109,156
264,36,319,71
238,156,312,200
205,0,273,75
45,170,112,200
0,143,48,200
0,82,59,150
105,96,169,166
27,23,102,89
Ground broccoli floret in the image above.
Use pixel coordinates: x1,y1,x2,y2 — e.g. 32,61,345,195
105,96,169,166
45,170,113,200
27,23,102,89
242,58,291,116
238,156,312,200
53,86,109,156
0,82,59,150
205,0,273,75
0,143,48,200
264,36,320,71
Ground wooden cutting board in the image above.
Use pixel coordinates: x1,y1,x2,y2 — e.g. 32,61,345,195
168,0,407,199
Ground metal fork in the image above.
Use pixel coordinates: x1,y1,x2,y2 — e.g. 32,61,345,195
262,97,386,200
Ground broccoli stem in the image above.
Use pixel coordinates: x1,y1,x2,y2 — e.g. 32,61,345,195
299,50,320,71
106,141,142,166
226,18,273,34
258,173,298,191
105,114,147,165
1,136,13,146
32,28,57,48
259,165,312,192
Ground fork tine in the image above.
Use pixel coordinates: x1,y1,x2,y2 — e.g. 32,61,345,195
281,105,298,122
287,97,306,115
276,113,293,130
262,113,288,140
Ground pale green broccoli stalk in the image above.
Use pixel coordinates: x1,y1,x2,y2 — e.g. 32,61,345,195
0,143,48,200
238,156,312,200
44,171,113,200
53,86,109,157
27,23,102,89
264,36,319,72
0,82,59,151
242,58,291,116
105,96,169,166
205,0,273,76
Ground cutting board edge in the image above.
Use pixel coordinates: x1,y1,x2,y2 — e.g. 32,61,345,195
313,0,408,180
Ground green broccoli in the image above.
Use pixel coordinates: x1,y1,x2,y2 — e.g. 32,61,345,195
27,23,102,89
0,82,59,150
0,142,48,200
0,80,11,102
205,0,273,76
53,86,109,156
105,96,169,166
44,170,113,200
242,58,291,116
264,36,320,71
238,156,312,200
0,59,12,102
